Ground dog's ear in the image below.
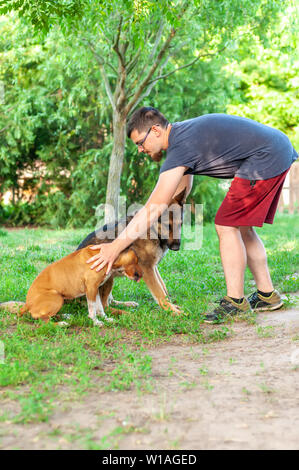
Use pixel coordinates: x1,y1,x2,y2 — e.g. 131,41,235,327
112,256,121,268
124,263,143,282
113,249,137,268
173,188,187,206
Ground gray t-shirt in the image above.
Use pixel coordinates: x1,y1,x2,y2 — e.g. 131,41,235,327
160,114,298,180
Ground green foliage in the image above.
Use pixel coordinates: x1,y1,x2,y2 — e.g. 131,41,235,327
226,7,299,147
0,16,112,226
0,0,84,32
0,1,296,227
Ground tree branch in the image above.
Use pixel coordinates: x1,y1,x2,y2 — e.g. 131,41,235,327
125,3,189,116
125,27,176,116
82,38,117,74
146,45,227,86
126,48,142,75
130,54,171,111
99,65,116,111
148,19,164,62
82,39,116,111
0,125,9,134
113,16,126,69
112,16,122,51
136,19,165,81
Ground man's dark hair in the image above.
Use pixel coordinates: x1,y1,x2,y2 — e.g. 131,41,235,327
127,106,169,138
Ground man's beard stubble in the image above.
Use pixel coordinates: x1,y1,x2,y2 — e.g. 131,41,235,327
150,150,163,162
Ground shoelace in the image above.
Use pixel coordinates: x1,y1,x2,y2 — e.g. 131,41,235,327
250,292,259,303
217,298,229,305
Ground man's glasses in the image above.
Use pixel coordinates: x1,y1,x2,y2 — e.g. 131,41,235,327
135,126,152,150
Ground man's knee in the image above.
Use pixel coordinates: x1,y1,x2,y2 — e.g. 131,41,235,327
214,223,239,237
240,226,255,241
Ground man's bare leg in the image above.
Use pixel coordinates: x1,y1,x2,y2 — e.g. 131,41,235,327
204,224,253,322
240,226,274,292
215,224,247,299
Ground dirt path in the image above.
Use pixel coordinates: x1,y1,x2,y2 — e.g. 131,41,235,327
1,297,299,450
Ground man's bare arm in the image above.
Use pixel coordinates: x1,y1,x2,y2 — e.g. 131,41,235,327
173,174,193,198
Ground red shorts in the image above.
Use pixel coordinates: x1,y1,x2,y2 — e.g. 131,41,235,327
215,168,290,227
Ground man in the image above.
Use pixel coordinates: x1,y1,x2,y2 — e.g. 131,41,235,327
87,107,298,322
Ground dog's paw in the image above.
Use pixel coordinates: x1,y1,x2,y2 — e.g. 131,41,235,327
123,301,139,308
93,319,104,327
110,299,139,308
159,298,184,315
171,305,185,315
62,314,72,319
0,301,25,314
56,321,69,327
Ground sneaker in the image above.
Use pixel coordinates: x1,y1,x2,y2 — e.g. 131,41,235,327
247,289,283,311
204,296,252,324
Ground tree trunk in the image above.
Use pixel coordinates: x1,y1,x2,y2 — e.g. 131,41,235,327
105,109,127,224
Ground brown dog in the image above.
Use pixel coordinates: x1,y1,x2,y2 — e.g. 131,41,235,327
19,246,142,326
78,189,186,315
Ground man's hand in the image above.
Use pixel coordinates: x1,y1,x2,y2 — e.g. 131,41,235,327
86,241,122,274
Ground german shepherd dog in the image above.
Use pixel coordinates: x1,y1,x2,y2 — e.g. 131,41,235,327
77,189,186,315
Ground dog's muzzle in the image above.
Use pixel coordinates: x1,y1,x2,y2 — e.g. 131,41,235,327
168,242,181,251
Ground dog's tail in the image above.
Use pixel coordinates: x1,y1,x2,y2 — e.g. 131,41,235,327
0,301,26,315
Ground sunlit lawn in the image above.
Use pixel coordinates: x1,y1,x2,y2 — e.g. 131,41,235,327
0,214,298,427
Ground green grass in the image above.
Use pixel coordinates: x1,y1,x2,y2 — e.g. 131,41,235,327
0,214,298,426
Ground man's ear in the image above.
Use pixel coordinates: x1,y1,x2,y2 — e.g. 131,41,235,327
173,188,187,205
151,124,161,136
